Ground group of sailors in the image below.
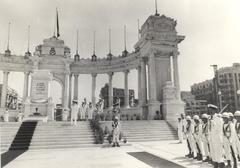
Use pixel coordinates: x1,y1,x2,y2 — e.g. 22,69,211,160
70,98,104,125
178,104,240,168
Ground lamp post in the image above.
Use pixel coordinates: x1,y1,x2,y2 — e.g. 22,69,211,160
218,91,222,110
237,90,240,110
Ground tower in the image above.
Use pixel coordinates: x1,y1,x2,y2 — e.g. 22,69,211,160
135,14,185,128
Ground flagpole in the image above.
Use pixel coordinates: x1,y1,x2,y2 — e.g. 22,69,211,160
7,22,11,50
27,25,30,52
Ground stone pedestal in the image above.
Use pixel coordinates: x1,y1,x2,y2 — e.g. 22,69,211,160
162,81,185,130
62,108,69,121
148,101,161,120
23,70,54,122
3,111,9,122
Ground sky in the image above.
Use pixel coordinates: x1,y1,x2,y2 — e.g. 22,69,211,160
0,0,240,104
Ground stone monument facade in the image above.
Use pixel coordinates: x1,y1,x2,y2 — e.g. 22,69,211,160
0,13,185,128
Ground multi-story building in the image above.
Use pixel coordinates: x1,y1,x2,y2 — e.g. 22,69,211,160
191,63,240,112
99,83,135,108
181,91,208,116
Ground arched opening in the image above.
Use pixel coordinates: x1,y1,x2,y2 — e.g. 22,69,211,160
50,80,63,107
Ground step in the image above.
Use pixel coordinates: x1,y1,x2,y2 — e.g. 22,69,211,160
29,143,99,150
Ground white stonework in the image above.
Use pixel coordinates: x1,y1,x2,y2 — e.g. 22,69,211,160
0,13,184,125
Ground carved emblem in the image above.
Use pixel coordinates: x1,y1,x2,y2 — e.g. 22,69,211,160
49,47,56,56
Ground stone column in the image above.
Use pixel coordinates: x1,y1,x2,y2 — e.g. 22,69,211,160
73,74,79,100
141,58,147,105
23,71,30,102
68,74,73,107
124,70,129,108
173,51,180,99
147,51,161,119
63,73,70,121
1,71,9,108
148,53,157,102
108,72,114,108
137,66,142,106
91,73,97,105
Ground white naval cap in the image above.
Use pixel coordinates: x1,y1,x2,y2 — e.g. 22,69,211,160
228,112,234,117
186,115,191,120
234,111,240,117
207,104,218,109
222,112,229,118
202,113,208,119
193,115,200,120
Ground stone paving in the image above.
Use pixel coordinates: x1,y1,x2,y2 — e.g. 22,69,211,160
3,140,240,168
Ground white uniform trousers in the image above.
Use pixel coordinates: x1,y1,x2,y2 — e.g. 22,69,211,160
202,135,210,157
223,137,231,161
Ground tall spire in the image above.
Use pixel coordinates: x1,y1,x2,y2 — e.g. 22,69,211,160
27,25,30,52
122,25,128,57
137,19,140,40
108,28,111,54
93,31,96,55
76,29,79,54
7,22,11,50
107,28,113,60
92,31,97,61
25,25,32,58
74,29,80,61
5,22,11,56
124,25,127,51
155,0,159,16
56,8,60,38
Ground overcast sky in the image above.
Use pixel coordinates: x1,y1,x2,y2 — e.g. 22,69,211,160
0,0,240,104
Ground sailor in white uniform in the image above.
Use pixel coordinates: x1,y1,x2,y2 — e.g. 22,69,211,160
71,100,78,126
201,113,211,162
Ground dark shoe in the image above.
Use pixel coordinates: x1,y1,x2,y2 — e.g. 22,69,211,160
213,162,218,168
112,143,116,147
189,152,194,158
185,153,191,157
116,143,120,147
208,159,212,164
197,154,203,161
203,156,210,162
218,162,225,168
194,153,199,160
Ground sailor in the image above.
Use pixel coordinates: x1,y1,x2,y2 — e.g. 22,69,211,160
234,111,240,162
177,117,183,143
201,113,211,162
222,113,233,168
228,112,239,168
112,116,120,147
71,99,78,126
193,115,203,161
185,115,196,158
208,104,224,168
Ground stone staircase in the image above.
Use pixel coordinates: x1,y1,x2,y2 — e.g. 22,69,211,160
29,121,96,150
1,122,21,153
101,120,177,142
121,121,177,142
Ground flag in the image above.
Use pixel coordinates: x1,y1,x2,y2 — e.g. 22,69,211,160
56,8,60,37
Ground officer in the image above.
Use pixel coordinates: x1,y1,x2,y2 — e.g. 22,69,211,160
71,100,78,126
112,116,120,147
234,111,240,161
177,117,183,143
208,104,224,168
87,102,94,120
185,115,196,158
193,115,203,161
201,113,211,162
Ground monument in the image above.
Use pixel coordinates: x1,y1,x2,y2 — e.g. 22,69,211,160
0,10,185,129
24,70,54,122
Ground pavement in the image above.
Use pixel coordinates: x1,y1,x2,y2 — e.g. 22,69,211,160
2,140,240,168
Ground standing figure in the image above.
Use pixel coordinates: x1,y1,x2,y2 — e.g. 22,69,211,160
87,102,94,120
208,104,224,168
71,100,78,126
177,117,183,143
79,101,86,120
112,116,120,147
201,113,211,162
234,111,240,161
185,116,196,158
193,115,203,161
